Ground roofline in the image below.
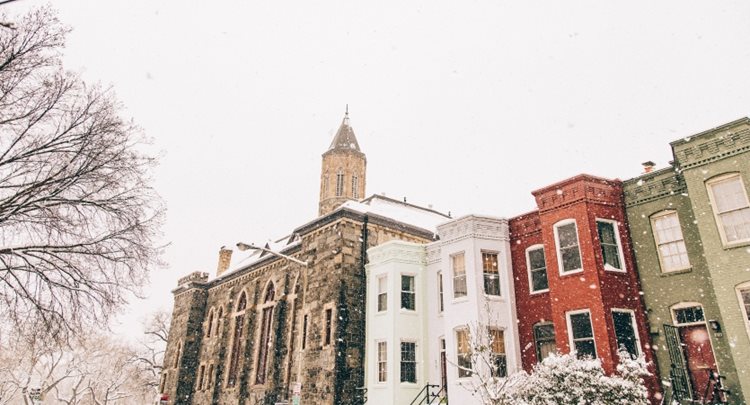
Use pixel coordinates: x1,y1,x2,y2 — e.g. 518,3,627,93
359,194,452,218
670,117,750,147
622,166,676,185
531,173,621,196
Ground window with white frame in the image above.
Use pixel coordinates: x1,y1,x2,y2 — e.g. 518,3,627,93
377,276,387,312
482,252,501,296
527,246,549,292
488,328,507,377
377,341,387,383
597,220,624,271
452,253,467,298
401,275,415,311
737,283,750,339
437,272,444,313
456,328,472,378
612,309,641,358
555,221,583,274
400,342,417,383
533,322,556,362
567,310,596,359
707,174,750,244
651,211,691,272
672,304,705,325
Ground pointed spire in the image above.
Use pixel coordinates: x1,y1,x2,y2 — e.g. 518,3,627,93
328,106,360,152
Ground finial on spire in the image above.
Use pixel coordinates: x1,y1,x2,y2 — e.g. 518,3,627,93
345,104,349,116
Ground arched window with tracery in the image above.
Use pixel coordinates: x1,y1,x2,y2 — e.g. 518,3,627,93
206,309,214,338
336,169,344,197
255,282,276,384
226,292,247,387
214,306,223,336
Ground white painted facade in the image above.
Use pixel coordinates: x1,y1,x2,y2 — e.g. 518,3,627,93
365,215,521,405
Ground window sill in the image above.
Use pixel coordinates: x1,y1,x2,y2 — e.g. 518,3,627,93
530,289,550,295
559,269,584,277
721,240,750,250
484,294,504,301
603,266,626,273
399,309,419,315
374,311,387,316
452,297,469,304
659,267,692,277
399,382,419,386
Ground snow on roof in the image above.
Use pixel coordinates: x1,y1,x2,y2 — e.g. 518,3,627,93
339,195,451,233
215,195,449,281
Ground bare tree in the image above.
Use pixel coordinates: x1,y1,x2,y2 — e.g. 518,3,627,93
132,310,170,396
0,7,164,343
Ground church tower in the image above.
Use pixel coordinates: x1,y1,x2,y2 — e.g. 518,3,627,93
319,108,367,216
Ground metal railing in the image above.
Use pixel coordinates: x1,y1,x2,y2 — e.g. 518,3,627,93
408,384,446,405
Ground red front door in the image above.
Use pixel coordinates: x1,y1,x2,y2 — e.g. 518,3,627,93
679,325,717,401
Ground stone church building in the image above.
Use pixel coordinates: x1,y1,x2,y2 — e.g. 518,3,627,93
161,112,451,405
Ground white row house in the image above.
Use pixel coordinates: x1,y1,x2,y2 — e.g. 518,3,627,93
365,215,521,405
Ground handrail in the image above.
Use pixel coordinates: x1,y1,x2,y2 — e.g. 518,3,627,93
408,384,441,405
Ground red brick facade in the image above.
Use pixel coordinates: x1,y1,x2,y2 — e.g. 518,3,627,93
510,174,661,399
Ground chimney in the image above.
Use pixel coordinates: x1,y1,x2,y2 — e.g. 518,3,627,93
216,246,233,277
642,161,656,174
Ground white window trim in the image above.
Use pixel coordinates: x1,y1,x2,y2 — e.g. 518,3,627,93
737,282,750,341
533,321,556,362
595,218,627,273
481,250,502,298
566,309,597,358
611,308,642,357
526,244,549,294
454,327,473,380
437,271,444,314
706,172,750,246
376,274,388,314
399,339,418,385
400,273,417,313
375,339,388,384
554,219,583,275
670,302,706,327
451,252,468,301
650,210,692,273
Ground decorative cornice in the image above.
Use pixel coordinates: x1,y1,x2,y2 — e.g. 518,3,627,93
623,168,686,208
367,241,426,266
672,127,750,170
426,243,441,265
436,215,509,244
532,175,622,213
509,211,541,238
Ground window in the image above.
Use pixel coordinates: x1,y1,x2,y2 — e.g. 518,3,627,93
554,221,583,273
197,364,205,390
437,272,444,313
352,175,359,199
401,275,415,311
489,328,507,377
482,252,501,296
456,328,472,378
377,341,387,383
377,276,387,312
527,246,549,293
255,283,275,384
567,310,596,359
323,173,329,195
173,341,182,368
160,372,167,394
612,310,641,358
597,220,624,271
533,323,556,362
324,308,333,346
707,174,750,244
227,292,247,387
400,342,417,383
302,314,309,350
207,364,214,390
673,305,705,325
336,170,344,197
214,307,223,336
206,309,214,338
452,253,467,298
737,284,750,339
651,211,691,272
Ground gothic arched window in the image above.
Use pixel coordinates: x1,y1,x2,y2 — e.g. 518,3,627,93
214,306,223,336
255,282,276,384
226,292,247,387
352,175,359,199
206,309,214,338
336,170,344,197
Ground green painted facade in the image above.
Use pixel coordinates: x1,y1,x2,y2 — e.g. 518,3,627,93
624,118,750,404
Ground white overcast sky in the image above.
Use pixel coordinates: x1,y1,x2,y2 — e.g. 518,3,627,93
5,0,750,339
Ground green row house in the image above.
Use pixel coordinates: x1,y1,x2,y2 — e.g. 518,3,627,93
623,118,750,404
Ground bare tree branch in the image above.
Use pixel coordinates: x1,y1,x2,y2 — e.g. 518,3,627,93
0,6,164,344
